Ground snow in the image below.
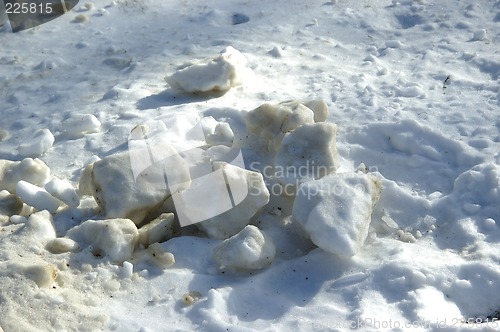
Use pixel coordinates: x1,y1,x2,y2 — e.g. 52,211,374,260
292,172,382,257
213,225,276,271
1,0,499,331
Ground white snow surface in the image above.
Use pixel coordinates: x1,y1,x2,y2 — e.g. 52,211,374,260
1,0,500,331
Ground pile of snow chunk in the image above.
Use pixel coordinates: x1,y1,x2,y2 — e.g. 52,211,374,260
165,46,252,93
292,172,382,258
79,149,191,224
213,225,276,271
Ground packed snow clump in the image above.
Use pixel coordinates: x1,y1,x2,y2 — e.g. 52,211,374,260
137,213,176,247
45,178,80,208
292,172,382,257
79,150,191,224
213,225,275,271
16,180,63,213
245,102,316,152
63,113,101,138
17,128,55,157
67,218,139,263
183,162,270,239
166,46,252,93
274,122,339,187
0,158,50,194
20,210,57,243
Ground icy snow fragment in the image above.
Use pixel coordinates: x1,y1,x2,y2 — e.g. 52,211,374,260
396,85,425,98
18,129,55,157
182,291,202,306
16,180,63,213
292,172,382,257
245,102,314,152
45,179,80,208
21,210,56,242
138,213,175,247
146,242,175,268
193,162,270,240
280,100,329,123
67,218,139,263
274,123,339,187
63,113,101,138
472,29,487,41
213,225,276,271
0,190,23,217
79,150,190,224
121,261,134,279
45,238,80,254
385,40,403,48
165,46,252,93
206,122,234,147
0,158,50,193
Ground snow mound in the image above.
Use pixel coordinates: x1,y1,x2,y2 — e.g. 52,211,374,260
165,46,252,93
0,158,50,194
67,218,139,263
292,172,382,257
213,225,275,271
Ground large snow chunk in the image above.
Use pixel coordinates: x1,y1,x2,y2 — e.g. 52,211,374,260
16,180,63,213
138,213,176,247
45,179,80,208
166,46,251,93
79,150,191,224
182,162,269,240
18,129,55,157
0,158,50,194
67,218,139,263
292,172,382,257
213,225,275,271
245,102,315,152
274,123,339,187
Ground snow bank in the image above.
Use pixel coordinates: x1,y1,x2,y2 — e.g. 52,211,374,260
166,46,252,93
186,162,270,239
67,218,139,263
79,150,191,224
213,225,275,271
0,158,50,194
292,172,382,257
274,122,339,187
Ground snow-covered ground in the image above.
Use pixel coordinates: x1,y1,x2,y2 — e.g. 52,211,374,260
1,0,499,331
